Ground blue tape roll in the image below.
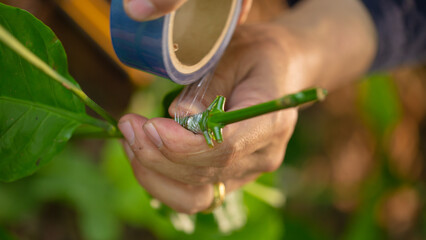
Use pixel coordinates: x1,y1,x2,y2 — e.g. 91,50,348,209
110,0,242,85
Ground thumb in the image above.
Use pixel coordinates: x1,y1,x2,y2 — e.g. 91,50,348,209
123,0,187,21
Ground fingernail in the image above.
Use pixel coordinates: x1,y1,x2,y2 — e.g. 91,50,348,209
123,141,135,162
144,123,163,148
118,121,135,145
125,0,155,20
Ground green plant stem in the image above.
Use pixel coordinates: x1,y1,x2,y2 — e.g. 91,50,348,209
73,125,123,138
211,88,327,125
178,88,327,146
0,25,118,135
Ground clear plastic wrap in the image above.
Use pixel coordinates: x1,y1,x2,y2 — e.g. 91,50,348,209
173,66,217,128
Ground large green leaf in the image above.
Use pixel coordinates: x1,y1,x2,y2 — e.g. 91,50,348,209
0,3,87,182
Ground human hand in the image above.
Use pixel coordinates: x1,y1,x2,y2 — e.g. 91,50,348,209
118,23,318,214
123,0,252,23
118,0,377,214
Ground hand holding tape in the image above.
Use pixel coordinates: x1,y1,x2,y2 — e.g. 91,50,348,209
110,0,243,85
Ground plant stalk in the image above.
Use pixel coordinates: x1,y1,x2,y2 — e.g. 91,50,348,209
178,88,327,146
211,88,327,125
0,25,118,135
72,125,123,138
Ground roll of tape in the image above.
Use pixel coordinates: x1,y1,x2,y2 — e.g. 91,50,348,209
110,0,242,85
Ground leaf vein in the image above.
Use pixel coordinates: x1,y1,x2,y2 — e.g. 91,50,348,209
16,111,51,158
0,106,31,138
0,96,96,125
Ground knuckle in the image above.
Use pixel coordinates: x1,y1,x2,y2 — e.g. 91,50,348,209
216,156,232,168
261,155,283,173
215,142,239,167
267,110,297,141
262,160,281,173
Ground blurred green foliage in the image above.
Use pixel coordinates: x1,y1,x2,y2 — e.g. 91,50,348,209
357,74,402,138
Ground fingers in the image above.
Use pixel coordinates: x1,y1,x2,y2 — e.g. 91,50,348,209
131,159,213,214
131,158,260,214
119,112,238,168
119,112,291,213
145,107,297,169
118,112,278,181
143,117,239,167
119,114,216,185
123,0,187,21
123,0,252,23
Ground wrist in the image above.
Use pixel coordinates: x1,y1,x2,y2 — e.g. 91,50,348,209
274,0,377,91
261,22,324,92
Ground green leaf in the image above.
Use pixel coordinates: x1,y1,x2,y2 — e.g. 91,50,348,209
0,3,89,182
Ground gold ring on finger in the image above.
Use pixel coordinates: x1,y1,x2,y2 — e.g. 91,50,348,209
202,182,226,213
